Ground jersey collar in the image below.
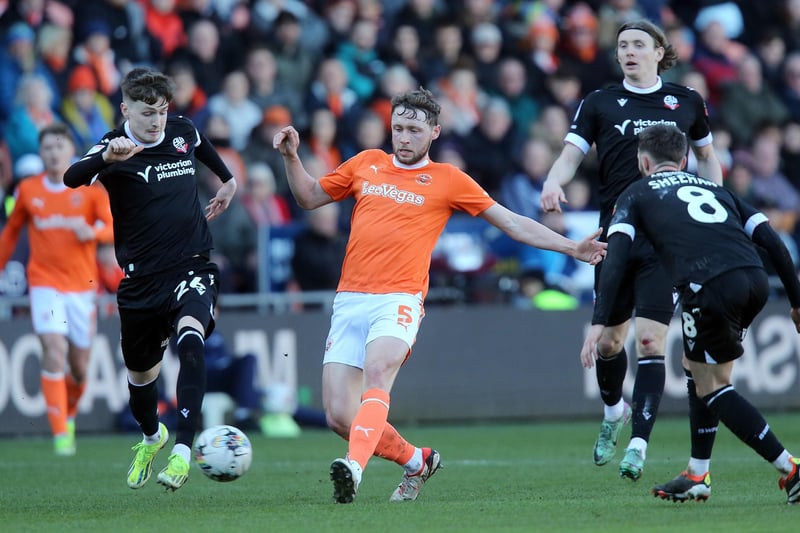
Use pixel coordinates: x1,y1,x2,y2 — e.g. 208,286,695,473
124,121,165,148
392,155,430,170
622,76,663,94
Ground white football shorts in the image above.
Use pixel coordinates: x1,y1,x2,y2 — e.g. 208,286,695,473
29,287,97,348
322,291,424,368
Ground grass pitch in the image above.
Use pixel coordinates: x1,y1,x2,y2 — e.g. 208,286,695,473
2,414,799,532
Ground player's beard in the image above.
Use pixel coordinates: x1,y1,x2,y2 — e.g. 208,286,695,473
394,137,432,166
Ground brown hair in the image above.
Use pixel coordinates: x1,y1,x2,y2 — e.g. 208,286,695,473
391,87,441,126
637,124,687,164
120,67,175,105
617,20,678,73
38,121,74,145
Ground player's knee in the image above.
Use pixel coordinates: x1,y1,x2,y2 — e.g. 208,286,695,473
325,410,350,439
176,327,205,367
596,337,623,357
636,334,666,356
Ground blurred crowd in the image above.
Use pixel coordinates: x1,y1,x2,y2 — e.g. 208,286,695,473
1,0,800,307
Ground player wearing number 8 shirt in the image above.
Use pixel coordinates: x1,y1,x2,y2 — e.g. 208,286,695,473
63,67,238,492
541,19,724,481
582,123,800,505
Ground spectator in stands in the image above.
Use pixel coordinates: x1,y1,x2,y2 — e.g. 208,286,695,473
0,0,73,35
556,3,617,95
419,15,466,85
5,73,62,163
754,28,788,91
776,0,800,53
781,51,800,122
244,45,306,130
305,57,363,148
73,0,156,72
597,0,645,51
0,22,60,122
170,18,231,96
208,70,262,151
168,61,210,132
469,22,506,93
660,22,697,85
461,96,522,197
543,67,583,116
692,18,748,107
720,53,790,148
499,137,554,220
432,58,484,138
142,0,186,61
72,20,122,104
522,15,560,102
782,121,800,192
267,10,318,99
243,105,299,203
241,161,292,229
289,202,347,298
492,57,539,138
306,108,342,173
382,23,425,86
36,23,74,94
61,65,115,155
335,17,385,101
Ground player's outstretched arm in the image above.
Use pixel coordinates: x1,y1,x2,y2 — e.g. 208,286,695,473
480,203,606,264
273,125,333,210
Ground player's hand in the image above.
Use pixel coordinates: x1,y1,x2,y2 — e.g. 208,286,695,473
206,178,237,221
541,179,567,213
580,324,604,368
574,227,607,265
273,126,299,157
71,220,96,242
102,136,144,162
791,307,800,333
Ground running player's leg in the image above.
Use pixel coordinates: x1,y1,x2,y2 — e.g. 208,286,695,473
63,290,97,447
593,320,632,466
30,287,72,455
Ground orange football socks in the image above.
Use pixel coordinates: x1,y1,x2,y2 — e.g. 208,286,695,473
373,422,415,465
41,372,68,436
348,388,391,469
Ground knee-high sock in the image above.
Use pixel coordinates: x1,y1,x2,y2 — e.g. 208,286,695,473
175,327,206,448
596,348,627,407
41,372,68,436
348,388,390,469
703,386,784,462
631,355,665,441
373,422,415,465
128,378,160,436
686,369,718,460
65,374,86,420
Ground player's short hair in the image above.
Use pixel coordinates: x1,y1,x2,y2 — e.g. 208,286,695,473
391,87,441,126
38,121,74,145
637,124,687,164
617,20,678,73
120,67,175,105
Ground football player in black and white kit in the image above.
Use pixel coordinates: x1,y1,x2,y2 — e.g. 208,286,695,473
541,20,724,482
582,123,800,505
64,67,237,492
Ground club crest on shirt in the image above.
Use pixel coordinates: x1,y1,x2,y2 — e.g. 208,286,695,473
173,136,188,153
663,95,679,110
415,174,432,186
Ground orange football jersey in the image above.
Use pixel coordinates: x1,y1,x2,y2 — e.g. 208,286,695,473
0,173,114,292
319,149,495,297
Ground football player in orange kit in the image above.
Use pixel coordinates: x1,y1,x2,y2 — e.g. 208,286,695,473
274,87,607,504
0,122,113,455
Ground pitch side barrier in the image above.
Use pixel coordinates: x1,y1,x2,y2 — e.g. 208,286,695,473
1,301,799,436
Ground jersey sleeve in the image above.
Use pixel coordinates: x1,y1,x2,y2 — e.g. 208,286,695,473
319,151,372,201
448,167,496,216
564,90,601,154
686,89,713,146
606,187,638,241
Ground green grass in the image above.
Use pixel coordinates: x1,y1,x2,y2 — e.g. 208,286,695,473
3,414,800,532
